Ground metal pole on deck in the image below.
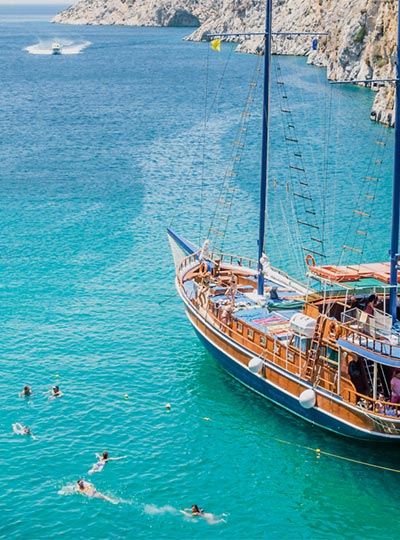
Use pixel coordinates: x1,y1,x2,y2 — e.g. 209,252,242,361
389,0,400,323
257,0,272,296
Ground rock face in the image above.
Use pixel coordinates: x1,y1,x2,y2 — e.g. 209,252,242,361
53,0,215,27
53,0,398,125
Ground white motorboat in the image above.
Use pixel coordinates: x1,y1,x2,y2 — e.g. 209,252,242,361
52,42,62,55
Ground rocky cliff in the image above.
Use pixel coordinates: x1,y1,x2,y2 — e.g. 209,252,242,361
53,0,398,125
53,0,216,27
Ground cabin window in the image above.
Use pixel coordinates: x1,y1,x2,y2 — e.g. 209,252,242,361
324,346,338,365
292,335,309,352
237,323,243,334
248,329,254,340
260,335,266,346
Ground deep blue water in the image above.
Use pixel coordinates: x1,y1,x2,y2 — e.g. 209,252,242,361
0,4,398,540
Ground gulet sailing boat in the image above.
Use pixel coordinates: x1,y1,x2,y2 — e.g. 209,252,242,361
168,0,400,441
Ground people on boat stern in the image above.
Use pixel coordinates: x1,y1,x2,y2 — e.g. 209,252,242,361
390,371,400,403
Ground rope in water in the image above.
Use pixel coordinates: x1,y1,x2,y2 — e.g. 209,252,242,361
202,417,400,474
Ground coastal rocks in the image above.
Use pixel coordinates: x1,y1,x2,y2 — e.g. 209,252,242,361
53,0,398,126
52,0,214,27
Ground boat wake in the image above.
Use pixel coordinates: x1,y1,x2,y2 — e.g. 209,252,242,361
57,483,77,496
25,40,91,55
143,504,178,516
58,482,129,504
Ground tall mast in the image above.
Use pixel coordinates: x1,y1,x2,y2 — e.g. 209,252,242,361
257,0,272,295
389,0,400,323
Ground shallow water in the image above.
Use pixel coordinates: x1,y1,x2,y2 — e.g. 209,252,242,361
0,4,398,540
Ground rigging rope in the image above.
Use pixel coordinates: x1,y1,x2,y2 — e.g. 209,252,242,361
206,52,263,254
168,41,236,242
325,82,391,269
338,111,390,268
272,47,327,270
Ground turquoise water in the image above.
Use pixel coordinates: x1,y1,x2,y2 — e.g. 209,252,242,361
0,5,399,540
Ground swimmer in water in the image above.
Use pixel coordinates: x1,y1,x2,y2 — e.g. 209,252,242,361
191,504,203,515
180,504,226,524
20,386,32,397
88,451,127,474
76,479,116,504
12,423,37,440
48,385,63,399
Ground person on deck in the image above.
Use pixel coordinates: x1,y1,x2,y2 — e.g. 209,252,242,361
211,259,221,278
390,371,400,404
348,358,368,395
364,294,378,315
197,273,211,307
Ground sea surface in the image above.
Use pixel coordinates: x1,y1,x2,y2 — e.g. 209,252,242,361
0,4,398,540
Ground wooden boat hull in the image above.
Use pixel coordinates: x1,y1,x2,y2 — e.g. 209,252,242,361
182,296,400,442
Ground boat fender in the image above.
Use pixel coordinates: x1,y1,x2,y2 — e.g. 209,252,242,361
305,254,315,268
248,357,263,374
299,389,316,409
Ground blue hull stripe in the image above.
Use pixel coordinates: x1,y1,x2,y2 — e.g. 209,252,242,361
185,305,397,441
167,228,198,256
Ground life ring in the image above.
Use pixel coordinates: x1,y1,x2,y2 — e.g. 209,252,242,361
198,261,208,277
328,320,339,340
305,254,316,268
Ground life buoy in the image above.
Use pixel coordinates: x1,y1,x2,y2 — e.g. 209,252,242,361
305,254,315,268
328,320,339,340
198,261,208,277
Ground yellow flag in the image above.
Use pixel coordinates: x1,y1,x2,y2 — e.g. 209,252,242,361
211,38,221,52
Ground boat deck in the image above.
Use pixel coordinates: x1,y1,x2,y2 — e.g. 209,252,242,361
234,307,294,341
207,276,305,342
309,262,394,287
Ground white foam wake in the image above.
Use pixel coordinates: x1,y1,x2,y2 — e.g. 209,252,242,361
25,40,91,55
143,504,179,516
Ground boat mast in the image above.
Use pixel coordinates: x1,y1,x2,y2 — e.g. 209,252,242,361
389,0,400,323
257,0,272,295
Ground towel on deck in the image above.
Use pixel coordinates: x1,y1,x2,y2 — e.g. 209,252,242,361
252,313,285,325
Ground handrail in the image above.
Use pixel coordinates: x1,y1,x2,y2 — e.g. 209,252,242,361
183,276,400,417
339,324,400,360
177,250,310,292
341,388,400,417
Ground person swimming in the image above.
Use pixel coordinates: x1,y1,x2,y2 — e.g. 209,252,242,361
20,386,32,397
76,479,116,503
191,504,203,515
180,504,226,524
12,423,37,440
48,385,63,399
88,451,127,474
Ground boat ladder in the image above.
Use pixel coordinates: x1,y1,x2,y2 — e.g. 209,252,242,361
304,315,325,383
